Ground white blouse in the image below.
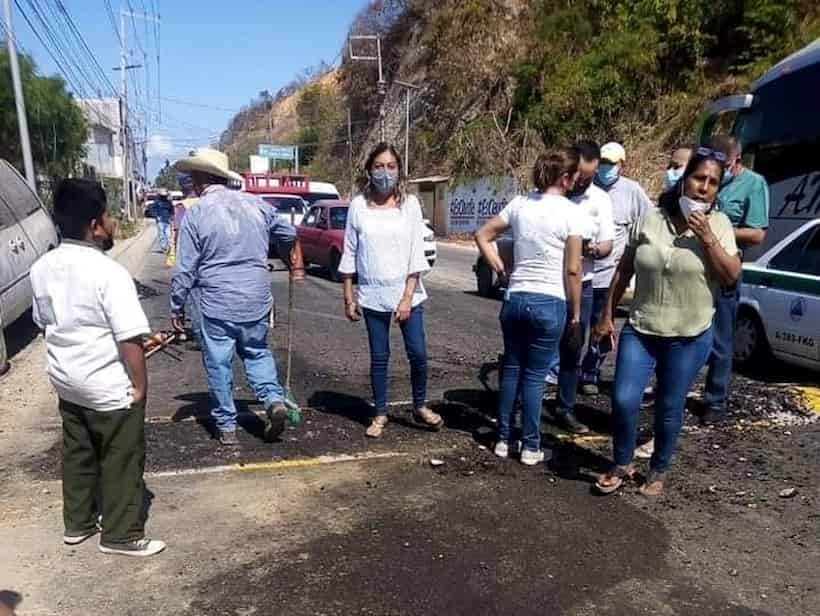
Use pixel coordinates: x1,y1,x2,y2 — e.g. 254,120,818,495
338,194,430,312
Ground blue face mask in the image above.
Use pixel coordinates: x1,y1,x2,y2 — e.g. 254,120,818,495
370,169,399,195
665,168,683,190
596,163,620,187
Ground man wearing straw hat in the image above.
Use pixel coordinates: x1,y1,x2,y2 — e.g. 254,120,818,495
170,148,302,446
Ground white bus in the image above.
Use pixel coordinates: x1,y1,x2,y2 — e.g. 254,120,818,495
699,38,820,260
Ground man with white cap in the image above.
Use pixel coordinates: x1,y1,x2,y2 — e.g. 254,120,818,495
550,140,615,434
582,142,654,395
170,148,303,446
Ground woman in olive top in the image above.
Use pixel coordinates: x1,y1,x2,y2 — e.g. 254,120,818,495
593,148,741,496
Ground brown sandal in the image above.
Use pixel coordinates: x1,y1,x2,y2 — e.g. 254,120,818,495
594,465,635,495
638,470,665,497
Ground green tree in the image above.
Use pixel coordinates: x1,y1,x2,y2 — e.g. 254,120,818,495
153,160,180,190
0,46,87,178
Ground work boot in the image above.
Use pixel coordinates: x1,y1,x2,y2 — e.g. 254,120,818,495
366,415,388,438
218,430,239,446
413,406,444,430
264,403,288,442
554,410,590,434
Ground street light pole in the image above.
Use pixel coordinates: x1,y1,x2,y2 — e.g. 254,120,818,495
3,0,36,190
349,34,387,143
394,80,420,179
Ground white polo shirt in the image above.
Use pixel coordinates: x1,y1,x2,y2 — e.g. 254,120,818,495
30,241,150,411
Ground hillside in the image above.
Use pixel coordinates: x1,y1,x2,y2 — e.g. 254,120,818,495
220,0,820,195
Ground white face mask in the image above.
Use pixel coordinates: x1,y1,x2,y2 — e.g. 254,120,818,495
678,195,710,221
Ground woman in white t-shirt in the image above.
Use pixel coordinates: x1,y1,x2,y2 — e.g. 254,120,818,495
475,149,585,465
339,143,444,438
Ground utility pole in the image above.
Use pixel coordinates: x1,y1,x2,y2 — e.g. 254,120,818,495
116,6,158,219
348,34,386,142
3,0,36,190
394,80,420,178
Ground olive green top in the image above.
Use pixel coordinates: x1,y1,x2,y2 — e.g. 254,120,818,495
628,207,739,338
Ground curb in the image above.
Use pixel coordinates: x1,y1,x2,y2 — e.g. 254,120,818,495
109,220,156,275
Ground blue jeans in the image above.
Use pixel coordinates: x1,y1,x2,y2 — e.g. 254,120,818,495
363,305,428,415
581,286,610,385
157,220,171,251
555,281,594,415
200,314,285,432
498,292,566,452
703,282,740,414
611,324,713,473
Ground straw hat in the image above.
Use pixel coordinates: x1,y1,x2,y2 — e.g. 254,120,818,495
174,148,243,183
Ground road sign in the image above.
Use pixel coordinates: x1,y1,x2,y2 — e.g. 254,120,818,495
258,144,296,160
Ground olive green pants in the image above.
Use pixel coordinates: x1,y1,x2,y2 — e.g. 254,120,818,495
59,399,146,545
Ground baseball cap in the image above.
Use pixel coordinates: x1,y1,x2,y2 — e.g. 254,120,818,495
600,142,626,164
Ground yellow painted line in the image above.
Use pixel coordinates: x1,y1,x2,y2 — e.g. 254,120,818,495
553,433,610,444
792,386,820,414
146,451,406,479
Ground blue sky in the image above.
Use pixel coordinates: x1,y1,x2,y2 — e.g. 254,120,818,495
12,0,366,177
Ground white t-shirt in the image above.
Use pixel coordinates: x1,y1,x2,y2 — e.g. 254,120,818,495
498,192,586,300
570,184,616,282
338,194,430,312
30,241,150,411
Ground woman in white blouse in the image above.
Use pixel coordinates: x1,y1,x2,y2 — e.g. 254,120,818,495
339,143,444,438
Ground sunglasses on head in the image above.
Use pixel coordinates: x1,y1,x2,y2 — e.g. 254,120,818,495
695,146,727,163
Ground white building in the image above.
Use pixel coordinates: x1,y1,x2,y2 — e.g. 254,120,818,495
77,98,123,179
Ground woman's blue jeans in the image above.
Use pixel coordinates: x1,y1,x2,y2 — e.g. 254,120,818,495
612,324,713,473
363,306,428,415
497,292,566,453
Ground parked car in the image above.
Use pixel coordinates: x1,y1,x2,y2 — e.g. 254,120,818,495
297,200,349,281
473,232,514,297
297,201,437,282
303,181,341,206
422,218,437,267
736,218,820,371
0,160,60,375
260,193,307,226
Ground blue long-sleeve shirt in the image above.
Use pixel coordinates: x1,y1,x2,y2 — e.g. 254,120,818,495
170,185,296,323
153,197,174,223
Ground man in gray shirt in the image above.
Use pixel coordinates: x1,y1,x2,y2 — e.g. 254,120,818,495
170,149,299,446
582,142,653,394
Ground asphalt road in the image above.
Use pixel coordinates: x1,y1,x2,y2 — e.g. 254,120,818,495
6,237,820,616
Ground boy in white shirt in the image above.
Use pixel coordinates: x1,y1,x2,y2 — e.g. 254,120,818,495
30,179,165,557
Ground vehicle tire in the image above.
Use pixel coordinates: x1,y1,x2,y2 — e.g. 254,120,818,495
476,258,495,297
734,308,771,368
329,250,342,283
0,329,9,379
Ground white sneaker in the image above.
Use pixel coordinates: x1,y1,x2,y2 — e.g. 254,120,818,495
634,439,655,460
99,537,167,557
520,449,545,466
494,442,509,458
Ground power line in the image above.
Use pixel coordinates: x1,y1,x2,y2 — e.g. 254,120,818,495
102,0,121,44
160,96,242,113
52,0,117,96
